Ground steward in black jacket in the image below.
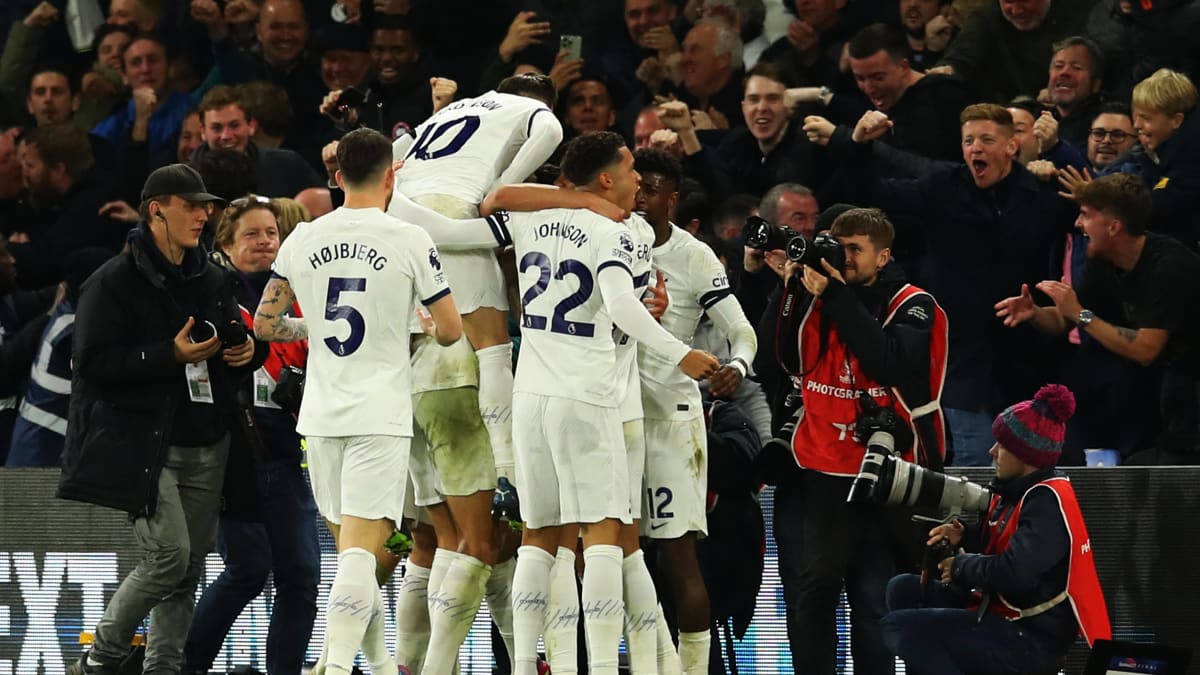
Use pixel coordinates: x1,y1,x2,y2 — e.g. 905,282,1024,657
58,222,266,516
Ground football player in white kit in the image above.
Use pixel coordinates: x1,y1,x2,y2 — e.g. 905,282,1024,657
490,132,721,675
253,128,463,675
392,72,562,503
386,73,563,675
632,149,758,675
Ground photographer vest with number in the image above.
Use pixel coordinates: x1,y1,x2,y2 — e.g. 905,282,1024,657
973,476,1111,646
783,280,949,476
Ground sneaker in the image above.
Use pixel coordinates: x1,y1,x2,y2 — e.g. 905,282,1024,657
66,653,115,675
491,476,522,527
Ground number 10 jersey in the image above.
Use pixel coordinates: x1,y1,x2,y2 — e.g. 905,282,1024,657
508,208,638,407
395,91,561,205
272,207,451,437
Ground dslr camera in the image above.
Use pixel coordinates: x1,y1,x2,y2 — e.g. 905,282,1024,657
272,365,305,416
846,393,991,516
189,319,249,348
742,215,845,273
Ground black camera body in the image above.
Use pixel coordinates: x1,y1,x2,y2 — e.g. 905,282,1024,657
271,365,305,415
218,321,249,348
742,215,845,273
922,536,957,586
189,319,249,348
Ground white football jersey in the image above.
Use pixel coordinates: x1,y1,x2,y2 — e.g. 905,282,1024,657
396,91,560,204
615,214,655,422
272,207,450,437
508,208,638,407
639,225,732,420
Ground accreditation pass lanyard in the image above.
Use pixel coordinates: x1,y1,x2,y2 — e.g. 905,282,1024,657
185,361,215,404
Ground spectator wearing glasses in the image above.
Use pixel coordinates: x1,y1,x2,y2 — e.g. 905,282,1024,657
1061,69,1200,249
1087,103,1137,174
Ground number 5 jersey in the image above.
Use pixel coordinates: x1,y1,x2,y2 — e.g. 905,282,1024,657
271,207,451,437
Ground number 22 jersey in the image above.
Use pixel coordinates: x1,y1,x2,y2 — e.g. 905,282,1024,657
272,207,451,438
508,208,639,407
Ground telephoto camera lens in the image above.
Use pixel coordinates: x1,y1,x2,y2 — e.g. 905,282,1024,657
847,431,991,516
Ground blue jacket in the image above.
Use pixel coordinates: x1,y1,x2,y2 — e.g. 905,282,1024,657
7,301,74,467
91,90,193,170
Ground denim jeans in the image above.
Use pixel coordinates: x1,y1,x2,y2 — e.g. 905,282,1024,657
773,470,897,675
881,574,1061,675
183,458,321,674
91,439,229,675
944,408,995,467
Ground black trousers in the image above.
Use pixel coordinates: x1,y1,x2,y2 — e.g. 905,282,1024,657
773,469,915,675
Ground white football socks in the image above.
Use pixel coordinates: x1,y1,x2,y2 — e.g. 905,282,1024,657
679,630,711,675
512,546,555,675
363,589,397,675
581,545,624,675
546,546,580,674
485,558,518,671
325,548,379,673
656,604,683,675
424,554,492,674
394,562,431,674
476,343,515,478
621,550,659,675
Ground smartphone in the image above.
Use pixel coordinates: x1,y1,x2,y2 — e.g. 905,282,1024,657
560,34,583,62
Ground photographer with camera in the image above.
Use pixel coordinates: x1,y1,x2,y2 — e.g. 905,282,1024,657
182,195,320,675
58,164,268,675
881,385,1111,674
768,207,948,674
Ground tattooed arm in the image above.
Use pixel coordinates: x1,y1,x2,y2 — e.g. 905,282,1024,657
1080,320,1169,367
254,277,308,342
1034,280,1169,366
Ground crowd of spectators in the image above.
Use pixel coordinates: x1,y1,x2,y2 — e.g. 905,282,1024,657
2,0,1200,671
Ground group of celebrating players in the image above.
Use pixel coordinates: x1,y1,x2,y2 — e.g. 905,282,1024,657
252,72,757,675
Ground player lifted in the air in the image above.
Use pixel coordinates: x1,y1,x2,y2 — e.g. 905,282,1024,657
385,73,562,675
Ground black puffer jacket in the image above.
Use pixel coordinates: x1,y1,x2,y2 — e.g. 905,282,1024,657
58,224,266,516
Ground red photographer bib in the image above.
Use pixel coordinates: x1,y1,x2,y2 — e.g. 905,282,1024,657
977,477,1111,647
790,284,948,476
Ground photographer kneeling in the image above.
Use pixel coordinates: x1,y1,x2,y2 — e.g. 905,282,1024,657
881,385,1110,675
769,208,948,673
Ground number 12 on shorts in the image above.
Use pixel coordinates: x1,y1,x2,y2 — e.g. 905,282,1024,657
647,486,674,519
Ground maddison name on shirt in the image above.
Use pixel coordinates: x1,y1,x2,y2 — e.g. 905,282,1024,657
308,242,389,271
